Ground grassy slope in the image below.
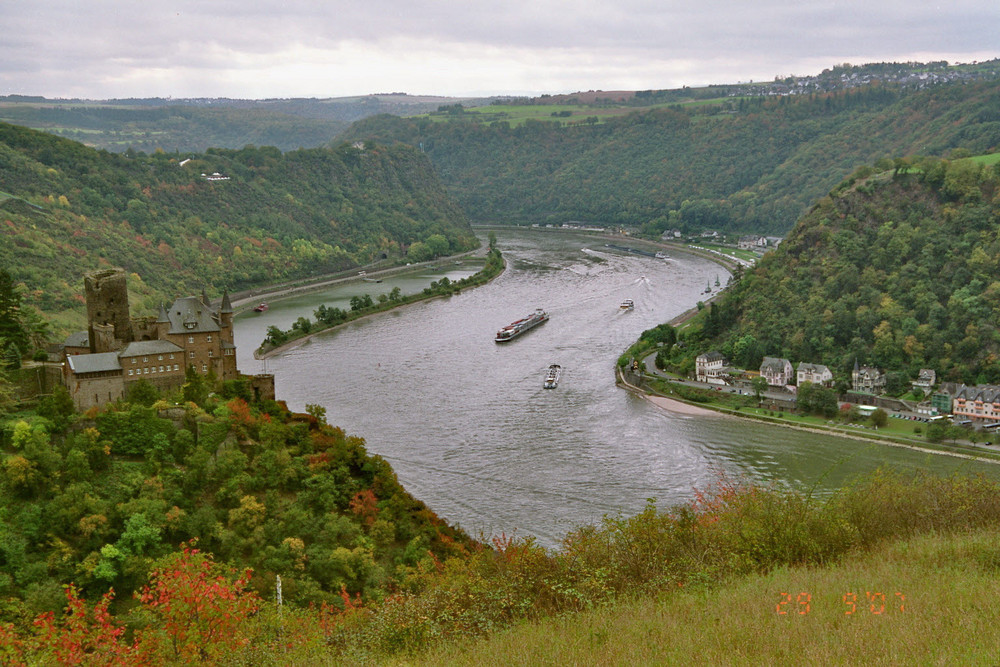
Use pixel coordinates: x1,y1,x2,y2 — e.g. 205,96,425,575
411,528,1000,665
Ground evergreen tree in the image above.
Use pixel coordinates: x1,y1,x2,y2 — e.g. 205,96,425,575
0,269,28,367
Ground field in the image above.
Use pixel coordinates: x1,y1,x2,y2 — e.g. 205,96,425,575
422,97,735,127
965,151,1000,166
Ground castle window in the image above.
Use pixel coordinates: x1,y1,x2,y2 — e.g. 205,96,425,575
189,351,195,359
131,358,136,364
159,366,164,372
201,364,207,373
169,354,174,360
158,355,163,361
128,369,133,376
207,335,212,342
173,364,179,371
144,368,149,374
208,351,213,357
188,336,194,344
143,357,148,362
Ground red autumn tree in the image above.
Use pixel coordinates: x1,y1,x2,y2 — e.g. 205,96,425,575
135,542,261,663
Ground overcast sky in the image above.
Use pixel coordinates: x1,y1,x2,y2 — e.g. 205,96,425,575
2,1,997,99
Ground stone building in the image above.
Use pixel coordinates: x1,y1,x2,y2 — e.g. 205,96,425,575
760,357,794,387
62,268,250,410
852,360,886,394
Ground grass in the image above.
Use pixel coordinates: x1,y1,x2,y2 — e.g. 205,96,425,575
408,528,1000,665
964,152,1000,166
301,469,1000,665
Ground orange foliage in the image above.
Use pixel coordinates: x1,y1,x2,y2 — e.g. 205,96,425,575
349,489,379,527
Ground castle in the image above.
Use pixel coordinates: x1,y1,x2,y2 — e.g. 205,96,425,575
62,268,265,410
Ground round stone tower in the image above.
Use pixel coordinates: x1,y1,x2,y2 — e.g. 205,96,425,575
84,268,132,352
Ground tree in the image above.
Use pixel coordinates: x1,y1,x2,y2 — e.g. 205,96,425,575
182,366,209,406
136,544,260,663
0,269,29,362
36,385,76,431
126,379,160,407
425,234,450,257
869,408,888,429
751,376,768,403
406,241,433,263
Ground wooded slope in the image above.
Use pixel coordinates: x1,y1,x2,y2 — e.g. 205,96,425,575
702,157,1000,384
0,124,476,328
341,80,1000,234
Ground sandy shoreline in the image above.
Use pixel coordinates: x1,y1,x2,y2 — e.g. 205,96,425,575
644,395,728,417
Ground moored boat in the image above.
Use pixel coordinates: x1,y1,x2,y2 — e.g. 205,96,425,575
253,302,269,312
543,364,561,389
620,299,634,310
495,309,548,342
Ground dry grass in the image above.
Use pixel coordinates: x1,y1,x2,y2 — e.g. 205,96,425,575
408,528,1000,666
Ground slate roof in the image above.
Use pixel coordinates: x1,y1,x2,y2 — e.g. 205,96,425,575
797,362,830,373
66,352,121,374
165,296,221,334
64,331,90,348
956,384,1000,403
119,340,184,357
698,351,725,362
761,356,791,371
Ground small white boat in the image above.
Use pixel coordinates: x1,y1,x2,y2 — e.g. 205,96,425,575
620,299,634,310
543,364,562,389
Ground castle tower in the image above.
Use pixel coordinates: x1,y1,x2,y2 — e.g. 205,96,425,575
219,290,234,340
156,302,171,339
84,268,132,352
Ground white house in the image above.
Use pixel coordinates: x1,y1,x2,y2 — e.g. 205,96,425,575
696,351,727,385
797,362,833,387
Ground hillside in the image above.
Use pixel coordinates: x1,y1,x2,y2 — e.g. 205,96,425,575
340,78,1000,234
3,465,998,664
0,94,490,154
0,123,476,330
0,383,472,630
684,156,1000,385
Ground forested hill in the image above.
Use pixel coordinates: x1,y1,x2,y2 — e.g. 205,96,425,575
340,79,1000,234
697,156,1000,385
0,123,476,329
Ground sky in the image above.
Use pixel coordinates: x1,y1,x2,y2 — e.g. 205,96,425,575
2,1,998,100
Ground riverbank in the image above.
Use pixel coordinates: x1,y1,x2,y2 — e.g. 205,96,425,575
253,248,504,360
229,246,490,314
618,368,1000,464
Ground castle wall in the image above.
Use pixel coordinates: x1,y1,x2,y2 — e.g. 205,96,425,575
66,372,125,411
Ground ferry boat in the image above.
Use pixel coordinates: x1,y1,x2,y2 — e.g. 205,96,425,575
495,309,548,342
543,364,561,389
253,302,269,312
620,299,634,311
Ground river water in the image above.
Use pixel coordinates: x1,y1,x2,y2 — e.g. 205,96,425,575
236,229,999,547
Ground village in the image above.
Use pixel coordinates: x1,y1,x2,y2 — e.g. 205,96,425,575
691,350,1000,433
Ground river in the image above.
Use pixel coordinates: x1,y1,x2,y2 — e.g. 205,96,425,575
235,229,999,547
